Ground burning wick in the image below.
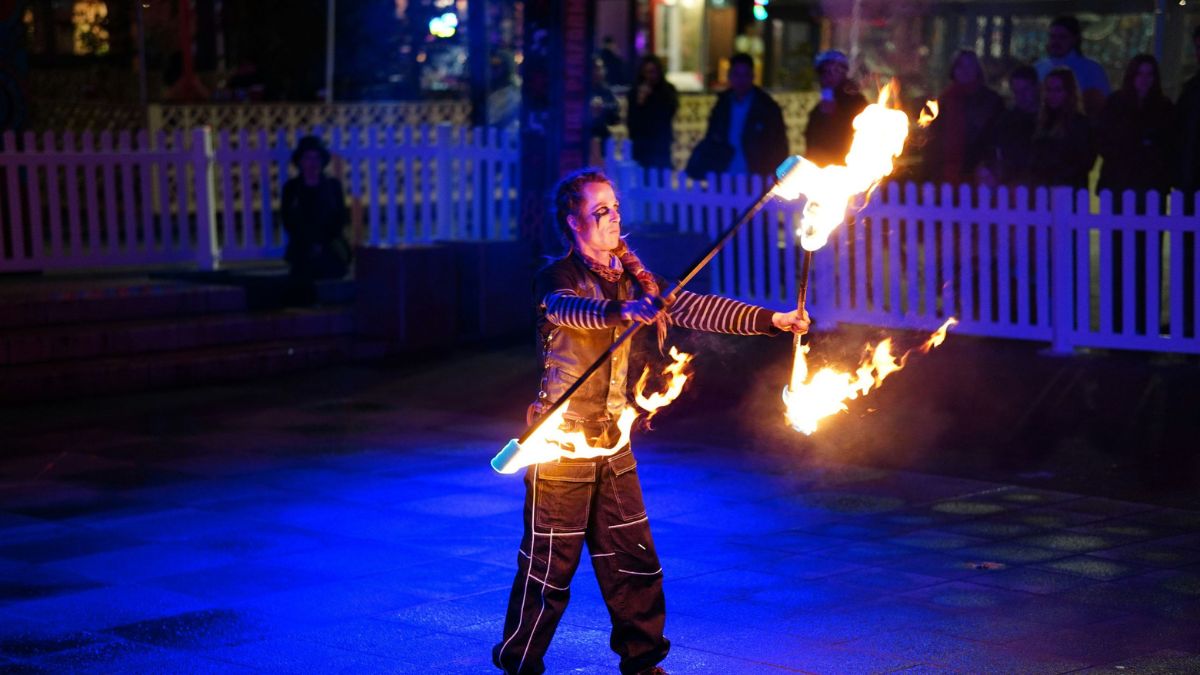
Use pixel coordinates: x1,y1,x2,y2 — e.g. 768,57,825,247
782,318,957,434
768,80,947,436
491,348,695,474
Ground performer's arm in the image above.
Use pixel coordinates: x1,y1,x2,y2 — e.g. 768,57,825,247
667,290,778,335
542,289,624,329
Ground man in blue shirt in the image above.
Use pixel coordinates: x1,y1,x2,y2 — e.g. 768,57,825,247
1035,15,1111,117
694,53,789,177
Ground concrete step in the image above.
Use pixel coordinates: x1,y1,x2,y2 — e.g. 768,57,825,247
0,336,378,404
0,277,246,329
150,267,356,309
0,307,356,366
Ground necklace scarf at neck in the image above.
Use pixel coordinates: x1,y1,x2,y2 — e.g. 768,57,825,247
577,242,670,350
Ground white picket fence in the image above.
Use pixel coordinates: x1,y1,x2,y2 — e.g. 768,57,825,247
607,158,1200,355
3,125,1198,355
0,124,519,272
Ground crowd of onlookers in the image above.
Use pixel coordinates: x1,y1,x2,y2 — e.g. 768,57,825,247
918,16,1198,203
588,16,1200,203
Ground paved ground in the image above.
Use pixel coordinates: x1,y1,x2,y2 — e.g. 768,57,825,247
2,333,1199,673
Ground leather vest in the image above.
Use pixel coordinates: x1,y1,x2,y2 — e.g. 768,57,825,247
534,255,634,424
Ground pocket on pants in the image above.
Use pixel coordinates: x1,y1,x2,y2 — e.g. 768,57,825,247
607,450,647,521
534,462,596,531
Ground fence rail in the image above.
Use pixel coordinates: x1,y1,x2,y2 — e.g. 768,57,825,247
4,127,1199,355
0,124,519,272
607,151,1200,355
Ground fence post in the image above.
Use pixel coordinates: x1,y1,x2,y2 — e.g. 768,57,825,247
146,104,163,135
192,127,220,270
436,123,453,240
1049,186,1074,354
811,243,837,331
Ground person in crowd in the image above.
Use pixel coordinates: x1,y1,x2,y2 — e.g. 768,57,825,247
599,35,629,88
626,54,679,171
1035,15,1111,117
688,52,788,178
1028,68,1096,189
588,58,622,166
492,167,810,675
803,49,868,167
1094,55,1176,333
978,65,1041,188
281,136,351,305
1175,26,1200,203
923,49,1005,184
1096,54,1175,207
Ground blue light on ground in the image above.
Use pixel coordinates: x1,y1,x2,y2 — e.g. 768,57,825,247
1,357,1199,673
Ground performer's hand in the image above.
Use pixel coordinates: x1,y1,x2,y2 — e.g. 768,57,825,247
620,297,664,324
771,308,811,334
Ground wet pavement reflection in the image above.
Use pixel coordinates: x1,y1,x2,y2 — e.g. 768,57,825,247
1,336,1198,673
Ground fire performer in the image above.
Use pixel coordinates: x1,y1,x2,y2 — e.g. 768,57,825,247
493,168,810,675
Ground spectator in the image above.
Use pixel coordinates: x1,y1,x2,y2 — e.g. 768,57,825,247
804,50,868,167
588,58,621,166
1035,15,1111,117
1029,68,1095,189
1097,54,1175,206
626,54,679,171
924,49,1005,184
979,65,1041,188
689,52,788,178
281,136,351,305
1176,26,1200,202
598,36,629,87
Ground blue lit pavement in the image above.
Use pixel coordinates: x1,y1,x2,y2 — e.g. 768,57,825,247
1,340,1198,674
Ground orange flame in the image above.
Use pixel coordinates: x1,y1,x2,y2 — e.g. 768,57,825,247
782,318,957,435
919,100,939,127
504,405,639,470
919,317,956,352
772,79,911,251
634,346,694,423
494,347,695,473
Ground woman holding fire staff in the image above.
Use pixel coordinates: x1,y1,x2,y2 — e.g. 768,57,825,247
493,168,810,675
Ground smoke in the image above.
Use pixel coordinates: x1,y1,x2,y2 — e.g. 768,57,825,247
817,0,939,101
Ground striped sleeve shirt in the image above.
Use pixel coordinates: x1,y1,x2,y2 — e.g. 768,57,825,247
668,290,774,335
543,287,775,335
543,289,623,330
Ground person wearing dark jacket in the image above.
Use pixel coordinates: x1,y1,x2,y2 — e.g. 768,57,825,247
1029,68,1095,189
626,55,679,170
281,136,351,304
1097,54,1175,204
979,65,1041,188
694,52,789,176
804,50,868,167
492,168,809,675
588,58,622,166
923,49,1005,184
1174,26,1200,204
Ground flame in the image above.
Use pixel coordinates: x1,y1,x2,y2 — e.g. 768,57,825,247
782,318,957,435
498,405,639,472
919,100,939,127
919,316,956,352
773,80,911,251
634,346,694,423
493,347,695,473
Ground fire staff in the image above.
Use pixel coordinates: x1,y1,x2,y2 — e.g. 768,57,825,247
493,168,809,675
